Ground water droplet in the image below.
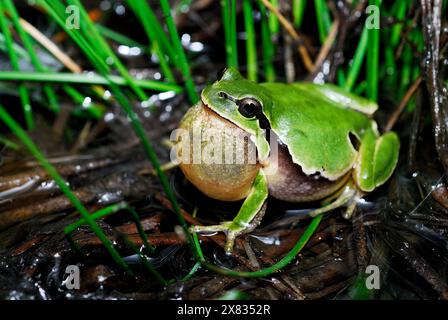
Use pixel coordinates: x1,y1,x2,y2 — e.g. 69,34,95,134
38,180,57,191
105,57,114,65
103,90,112,100
313,72,325,84
189,42,204,52
104,112,115,122
82,97,92,108
180,5,189,13
118,45,142,57
322,61,330,75
151,53,160,63
181,34,191,46
141,100,151,108
100,0,111,10
114,4,125,15
158,91,175,100
98,191,123,205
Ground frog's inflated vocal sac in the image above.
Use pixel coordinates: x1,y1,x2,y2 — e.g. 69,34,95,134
175,67,399,253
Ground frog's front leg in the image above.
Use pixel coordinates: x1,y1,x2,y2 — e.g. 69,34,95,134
190,170,268,253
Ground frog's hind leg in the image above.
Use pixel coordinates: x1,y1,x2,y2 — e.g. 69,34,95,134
308,182,361,219
312,129,399,220
190,171,269,253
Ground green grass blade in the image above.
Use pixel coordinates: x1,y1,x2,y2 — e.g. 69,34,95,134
0,134,19,150
37,0,196,263
0,3,34,129
242,0,257,81
128,0,176,82
268,0,280,35
390,0,407,47
221,0,230,65
366,0,380,101
337,68,346,87
314,0,332,43
18,85,33,129
193,214,322,278
180,262,201,282
230,0,238,67
4,0,60,113
0,33,30,61
221,0,238,68
124,238,167,285
63,86,104,119
0,104,132,275
64,202,155,254
38,1,110,73
104,82,195,254
68,0,150,102
344,25,368,92
354,81,367,95
293,0,307,28
159,0,199,103
127,2,178,64
221,0,237,67
383,47,396,92
95,24,146,50
259,2,275,82
400,45,412,99
0,71,183,92
40,0,148,107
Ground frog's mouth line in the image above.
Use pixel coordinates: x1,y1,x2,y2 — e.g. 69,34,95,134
200,97,271,130
200,99,236,127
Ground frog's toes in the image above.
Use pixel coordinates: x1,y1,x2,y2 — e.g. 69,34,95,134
190,221,232,234
307,182,367,220
222,230,238,253
342,190,365,219
190,222,243,253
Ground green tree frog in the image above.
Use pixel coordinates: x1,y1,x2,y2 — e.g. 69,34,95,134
175,68,399,253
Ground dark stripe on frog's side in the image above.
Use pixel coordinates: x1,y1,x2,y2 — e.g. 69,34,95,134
263,145,349,202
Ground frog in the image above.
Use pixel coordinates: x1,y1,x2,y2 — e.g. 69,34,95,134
174,67,399,253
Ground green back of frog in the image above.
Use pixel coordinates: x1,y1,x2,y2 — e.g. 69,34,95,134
260,82,378,180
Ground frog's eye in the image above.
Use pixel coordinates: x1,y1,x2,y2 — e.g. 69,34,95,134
237,98,262,118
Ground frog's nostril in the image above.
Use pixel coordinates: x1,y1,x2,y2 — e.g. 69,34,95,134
218,92,238,103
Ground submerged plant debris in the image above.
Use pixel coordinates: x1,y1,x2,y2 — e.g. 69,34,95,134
0,0,447,300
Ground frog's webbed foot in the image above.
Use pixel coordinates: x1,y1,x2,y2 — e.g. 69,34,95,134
191,202,267,253
309,182,362,219
191,221,245,253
